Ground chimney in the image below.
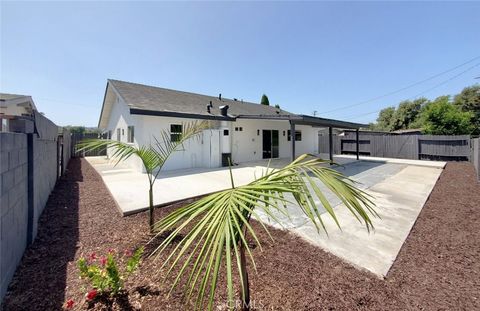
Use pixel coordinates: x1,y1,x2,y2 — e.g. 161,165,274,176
219,93,222,100
219,105,229,117
207,101,213,113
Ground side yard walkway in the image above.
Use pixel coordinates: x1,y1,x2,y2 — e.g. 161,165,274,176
2,158,479,310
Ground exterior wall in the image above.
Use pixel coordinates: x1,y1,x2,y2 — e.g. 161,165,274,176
105,94,143,172
135,115,220,171
231,119,319,163
0,133,28,302
0,112,67,303
104,98,320,172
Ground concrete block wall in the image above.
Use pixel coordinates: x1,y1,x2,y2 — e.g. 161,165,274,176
472,138,479,180
32,136,58,238
0,133,28,302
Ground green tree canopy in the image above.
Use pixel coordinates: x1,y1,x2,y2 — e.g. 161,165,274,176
374,107,395,131
260,94,270,106
390,98,426,131
454,84,480,135
421,96,474,135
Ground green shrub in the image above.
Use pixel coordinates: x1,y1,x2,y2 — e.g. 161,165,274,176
77,247,144,296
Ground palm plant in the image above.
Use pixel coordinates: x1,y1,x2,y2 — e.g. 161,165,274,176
150,154,377,311
77,121,209,231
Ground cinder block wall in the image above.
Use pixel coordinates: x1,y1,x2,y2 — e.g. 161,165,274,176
0,133,29,301
31,136,58,238
0,112,66,303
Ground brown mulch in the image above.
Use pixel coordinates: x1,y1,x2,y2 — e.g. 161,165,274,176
2,159,480,310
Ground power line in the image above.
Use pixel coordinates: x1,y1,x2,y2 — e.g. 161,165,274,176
319,55,480,115
345,62,480,121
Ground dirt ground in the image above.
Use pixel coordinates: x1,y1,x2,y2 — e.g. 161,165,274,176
2,158,479,310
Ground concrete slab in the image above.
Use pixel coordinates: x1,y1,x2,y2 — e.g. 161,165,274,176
256,163,443,278
86,155,443,278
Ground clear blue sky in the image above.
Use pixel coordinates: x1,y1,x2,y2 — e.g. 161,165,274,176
1,1,479,127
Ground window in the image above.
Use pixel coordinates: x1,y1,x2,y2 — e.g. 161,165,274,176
170,124,182,142
234,127,243,132
108,130,112,139
287,130,302,141
223,129,229,136
127,126,134,143
116,128,121,141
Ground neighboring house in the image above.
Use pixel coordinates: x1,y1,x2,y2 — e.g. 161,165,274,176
98,79,363,172
0,93,37,132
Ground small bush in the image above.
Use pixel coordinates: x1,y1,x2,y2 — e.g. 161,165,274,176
77,247,144,296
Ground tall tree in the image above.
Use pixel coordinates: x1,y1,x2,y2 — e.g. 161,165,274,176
375,107,395,131
260,94,270,106
390,98,426,131
421,96,474,135
454,84,480,135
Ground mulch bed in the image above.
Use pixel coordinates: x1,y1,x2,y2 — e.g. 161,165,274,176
2,159,480,310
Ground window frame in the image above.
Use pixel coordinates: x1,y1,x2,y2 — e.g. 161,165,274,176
170,124,183,142
127,126,134,143
287,130,302,141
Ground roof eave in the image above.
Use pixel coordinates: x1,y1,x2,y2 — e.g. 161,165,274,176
130,108,236,121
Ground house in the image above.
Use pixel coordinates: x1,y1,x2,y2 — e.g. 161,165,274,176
0,93,37,132
98,79,364,172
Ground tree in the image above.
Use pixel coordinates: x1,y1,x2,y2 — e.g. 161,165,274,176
421,96,474,135
151,154,376,311
454,84,480,135
390,98,426,131
260,94,270,106
274,104,280,109
66,126,86,134
77,121,209,231
375,107,396,131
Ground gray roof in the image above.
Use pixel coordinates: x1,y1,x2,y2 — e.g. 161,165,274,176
99,79,365,129
0,93,30,101
108,79,294,119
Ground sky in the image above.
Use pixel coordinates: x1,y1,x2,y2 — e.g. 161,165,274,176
1,1,479,127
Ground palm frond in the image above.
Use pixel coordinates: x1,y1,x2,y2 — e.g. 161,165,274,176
150,154,377,310
151,121,210,181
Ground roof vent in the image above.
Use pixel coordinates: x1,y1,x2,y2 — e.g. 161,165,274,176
219,105,229,117
207,101,213,113
219,93,222,100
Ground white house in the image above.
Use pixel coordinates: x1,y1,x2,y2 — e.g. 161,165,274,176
98,79,364,172
0,93,37,132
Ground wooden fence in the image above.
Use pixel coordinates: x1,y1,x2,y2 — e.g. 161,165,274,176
319,134,472,161
71,132,107,157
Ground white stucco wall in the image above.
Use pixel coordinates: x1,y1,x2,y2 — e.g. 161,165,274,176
104,94,144,172
231,119,319,164
104,97,319,172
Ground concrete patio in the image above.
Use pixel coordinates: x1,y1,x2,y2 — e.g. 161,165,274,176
86,154,445,278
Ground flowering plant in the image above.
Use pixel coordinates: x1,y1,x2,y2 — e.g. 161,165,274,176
77,247,144,296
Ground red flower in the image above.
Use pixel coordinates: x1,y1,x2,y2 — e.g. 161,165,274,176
100,256,107,266
124,249,132,257
88,252,97,261
86,289,97,300
65,299,74,309
107,248,115,254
